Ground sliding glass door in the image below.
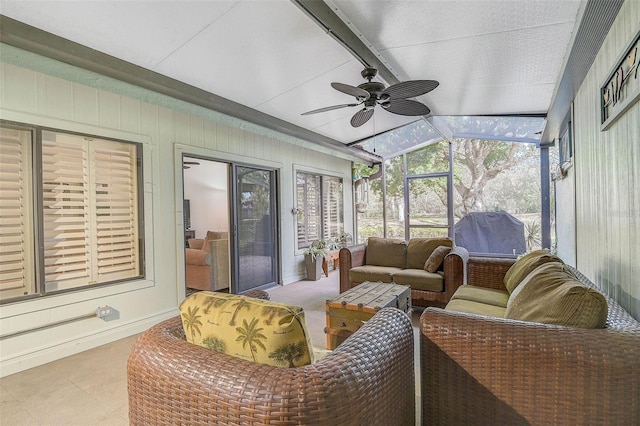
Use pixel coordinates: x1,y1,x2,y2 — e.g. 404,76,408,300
232,165,278,293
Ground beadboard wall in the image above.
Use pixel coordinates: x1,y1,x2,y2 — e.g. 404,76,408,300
569,0,639,319
0,47,354,376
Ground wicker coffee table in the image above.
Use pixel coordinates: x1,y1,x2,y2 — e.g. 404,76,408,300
324,281,411,349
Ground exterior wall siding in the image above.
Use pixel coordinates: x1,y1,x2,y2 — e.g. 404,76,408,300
571,0,640,319
0,49,354,376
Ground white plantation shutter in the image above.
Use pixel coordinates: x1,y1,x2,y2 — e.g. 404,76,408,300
0,127,35,298
42,132,91,289
296,171,343,250
322,177,343,241
296,172,321,249
93,140,139,281
42,131,139,291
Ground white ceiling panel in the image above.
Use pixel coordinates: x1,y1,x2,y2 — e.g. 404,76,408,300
313,106,417,144
331,0,581,58
0,1,240,69
0,0,584,152
154,1,355,108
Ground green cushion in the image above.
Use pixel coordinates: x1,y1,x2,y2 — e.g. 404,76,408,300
505,262,608,328
180,292,314,367
445,299,507,318
349,265,402,283
406,238,452,269
423,245,452,272
366,237,407,268
391,269,444,292
451,285,510,308
503,250,563,294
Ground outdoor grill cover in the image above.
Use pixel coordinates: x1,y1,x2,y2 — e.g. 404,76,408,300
454,211,526,255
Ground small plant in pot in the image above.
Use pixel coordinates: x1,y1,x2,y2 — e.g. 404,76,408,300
335,232,352,248
303,239,329,281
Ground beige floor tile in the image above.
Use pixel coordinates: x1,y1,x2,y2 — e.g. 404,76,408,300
1,270,423,425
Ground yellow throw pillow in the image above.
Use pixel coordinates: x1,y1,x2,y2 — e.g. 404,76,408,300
503,249,563,294
505,262,608,328
180,292,314,367
423,245,452,272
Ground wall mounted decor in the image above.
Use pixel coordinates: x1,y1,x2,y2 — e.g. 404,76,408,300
559,123,572,173
601,29,640,130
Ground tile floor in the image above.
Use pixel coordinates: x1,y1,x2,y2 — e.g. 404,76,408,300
1,270,423,425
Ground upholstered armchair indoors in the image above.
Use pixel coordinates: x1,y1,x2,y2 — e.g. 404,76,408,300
185,231,229,291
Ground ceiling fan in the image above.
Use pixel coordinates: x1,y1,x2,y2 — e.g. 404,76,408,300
301,67,438,127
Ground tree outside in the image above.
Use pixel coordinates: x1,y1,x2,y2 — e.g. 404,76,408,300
354,137,542,251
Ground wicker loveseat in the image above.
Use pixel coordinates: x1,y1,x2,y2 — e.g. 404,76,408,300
128,307,415,425
420,256,640,425
339,237,468,308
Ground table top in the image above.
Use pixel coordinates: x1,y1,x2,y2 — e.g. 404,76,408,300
327,281,410,314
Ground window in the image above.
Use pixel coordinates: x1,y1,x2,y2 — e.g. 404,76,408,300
0,122,143,303
295,171,343,249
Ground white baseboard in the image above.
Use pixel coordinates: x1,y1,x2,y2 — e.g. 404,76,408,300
0,309,178,378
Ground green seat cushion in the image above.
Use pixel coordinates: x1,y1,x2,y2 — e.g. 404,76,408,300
505,262,608,328
406,238,452,269
180,292,314,367
445,299,507,318
451,285,510,308
391,269,444,292
503,249,563,294
366,237,407,268
349,265,402,283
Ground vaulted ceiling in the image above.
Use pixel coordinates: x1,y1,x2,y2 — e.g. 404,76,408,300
0,0,622,161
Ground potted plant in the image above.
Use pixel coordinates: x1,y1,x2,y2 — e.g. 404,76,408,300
335,232,352,248
303,239,329,281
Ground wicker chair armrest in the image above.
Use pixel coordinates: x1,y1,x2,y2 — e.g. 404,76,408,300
339,244,366,293
420,308,640,424
442,246,468,301
466,256,516,290
129,308,414,426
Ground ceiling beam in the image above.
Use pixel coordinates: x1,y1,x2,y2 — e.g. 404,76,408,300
0,15,380,164
292,0,400,86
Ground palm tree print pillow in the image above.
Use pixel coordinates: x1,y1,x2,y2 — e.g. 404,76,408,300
179,291,314,367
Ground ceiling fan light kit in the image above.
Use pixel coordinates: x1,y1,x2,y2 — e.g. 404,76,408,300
302,67,438,127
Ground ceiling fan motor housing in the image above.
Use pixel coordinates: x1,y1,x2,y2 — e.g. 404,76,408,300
358,81,386,100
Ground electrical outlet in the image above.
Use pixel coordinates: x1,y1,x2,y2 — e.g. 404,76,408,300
96,306,114,318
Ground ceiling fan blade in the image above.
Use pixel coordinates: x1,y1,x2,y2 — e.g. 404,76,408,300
382,80,439,100
382,99,431,116
331,82,370,100
350,108,374,127
301,103,360,116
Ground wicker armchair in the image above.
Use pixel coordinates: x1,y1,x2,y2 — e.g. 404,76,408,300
420,258,640,425
128,308,414,425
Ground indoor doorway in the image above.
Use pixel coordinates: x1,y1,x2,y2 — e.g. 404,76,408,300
182,156,279,295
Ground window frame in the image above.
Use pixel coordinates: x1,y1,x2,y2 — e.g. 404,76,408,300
0,120,145,304
294,169,344,251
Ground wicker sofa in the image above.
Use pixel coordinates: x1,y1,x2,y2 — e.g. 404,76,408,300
128,307,415,425
339,237,468,308
420,256,640,425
